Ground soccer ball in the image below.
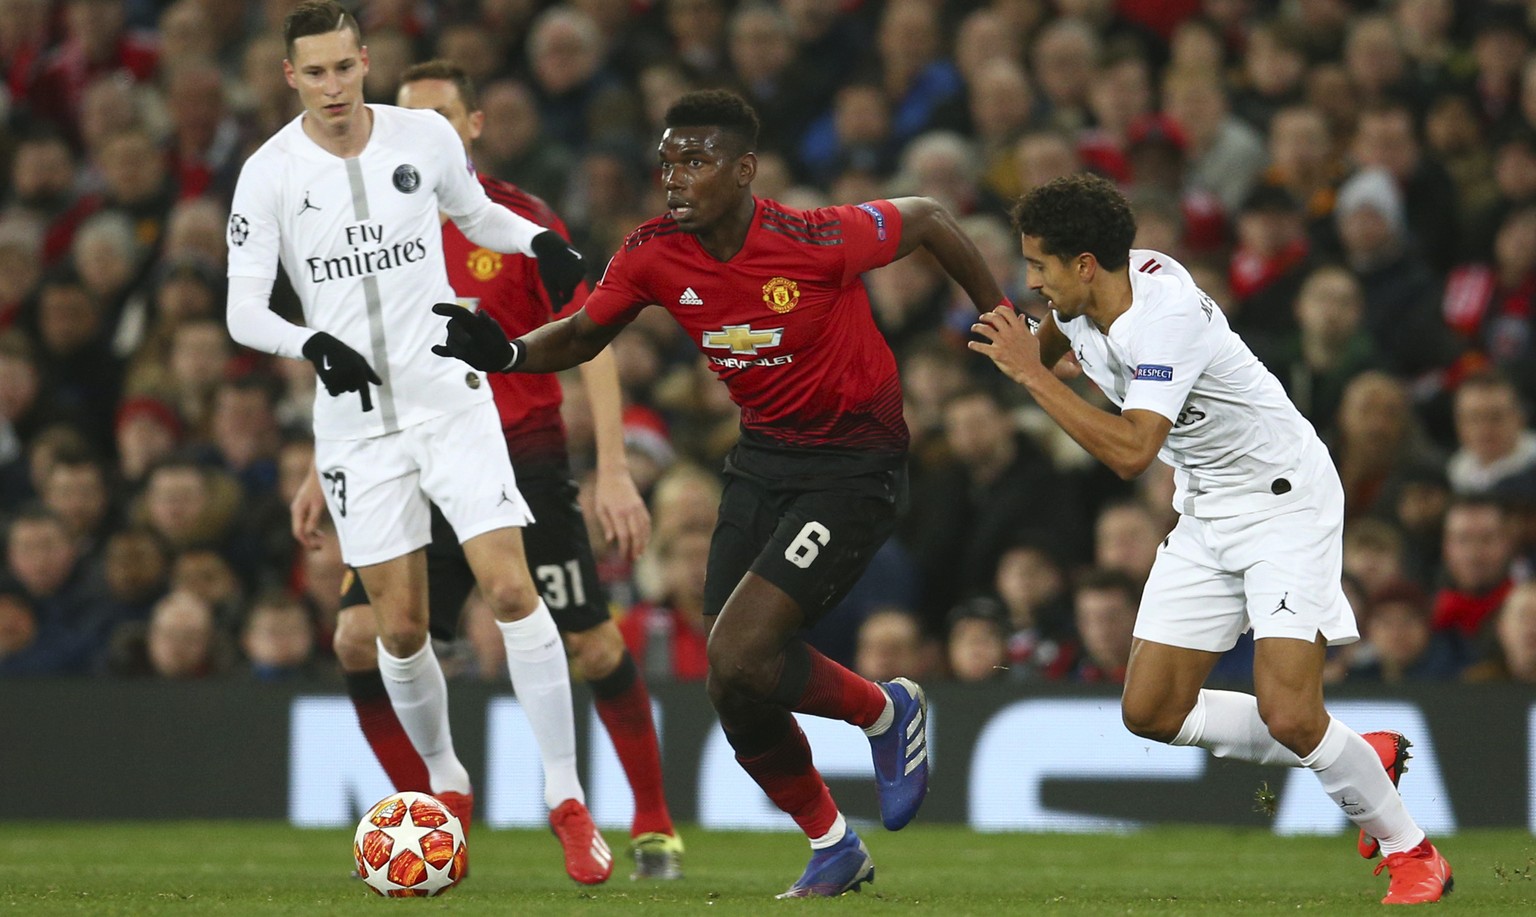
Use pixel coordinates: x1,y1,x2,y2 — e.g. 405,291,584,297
353,792,468,897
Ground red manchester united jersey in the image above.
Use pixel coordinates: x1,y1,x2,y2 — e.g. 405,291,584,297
584,198,907,453
441,174,591,464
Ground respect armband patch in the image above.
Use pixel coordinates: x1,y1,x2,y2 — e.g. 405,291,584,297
1134,364,1175,381
856,202,887,241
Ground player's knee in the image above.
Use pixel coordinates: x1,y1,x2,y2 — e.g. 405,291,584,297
333,608,379,671
705,640,776,699
479,573,541,621
565,623,625,681
1257,703,1325,754
376,622,428,658
1121,702,1181,744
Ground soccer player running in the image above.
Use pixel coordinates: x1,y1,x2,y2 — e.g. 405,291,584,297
434,90,1005,898
969,174,1452,906
226,2,612,884
289,59,681,882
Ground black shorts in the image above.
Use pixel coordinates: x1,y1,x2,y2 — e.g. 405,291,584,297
704,436,906,623
339,466,610,639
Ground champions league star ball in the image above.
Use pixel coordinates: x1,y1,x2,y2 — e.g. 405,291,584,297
353,792,468,897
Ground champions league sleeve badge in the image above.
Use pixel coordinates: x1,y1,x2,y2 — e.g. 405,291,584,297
393,164,421,193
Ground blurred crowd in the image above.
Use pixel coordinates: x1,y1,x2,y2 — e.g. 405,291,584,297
2,0,1536,692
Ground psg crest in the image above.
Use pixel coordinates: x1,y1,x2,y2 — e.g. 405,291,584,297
393,164,421,193
762,276,800,314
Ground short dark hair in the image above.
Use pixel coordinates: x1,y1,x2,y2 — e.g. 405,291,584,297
663,89,760,155
1011,174,1137,271
1074,567,1142,606
282,0,362,57
400,59,479,111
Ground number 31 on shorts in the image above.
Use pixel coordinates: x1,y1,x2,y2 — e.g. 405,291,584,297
785,521,831,569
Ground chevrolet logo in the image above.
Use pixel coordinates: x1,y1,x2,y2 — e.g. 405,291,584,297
701,324,783,355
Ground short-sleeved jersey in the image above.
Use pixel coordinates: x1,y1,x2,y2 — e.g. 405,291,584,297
227,106,495,440
584,198,907,453
1055,249,1324,518
442,174,590,466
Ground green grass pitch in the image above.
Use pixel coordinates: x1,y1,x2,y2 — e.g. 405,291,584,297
3,823,1532,915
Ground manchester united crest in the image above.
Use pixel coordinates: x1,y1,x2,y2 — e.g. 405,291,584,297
762,276,800,314
467,248,502,281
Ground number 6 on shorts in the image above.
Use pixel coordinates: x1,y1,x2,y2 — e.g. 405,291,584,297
784,521,831,569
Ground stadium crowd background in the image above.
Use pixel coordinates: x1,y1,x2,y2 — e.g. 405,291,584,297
1,0,1535,691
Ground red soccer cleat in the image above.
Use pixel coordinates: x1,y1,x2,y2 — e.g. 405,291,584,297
1358,732,1412,859
549,799,613,885
436,790,474,837
1375,840,1453,904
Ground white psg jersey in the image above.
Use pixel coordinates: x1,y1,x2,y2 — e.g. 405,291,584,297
1054,249,1328,518
227,106,492,440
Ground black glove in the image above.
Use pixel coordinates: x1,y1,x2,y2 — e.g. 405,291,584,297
431,303,524,372
530,230,585,307
302,332,382,412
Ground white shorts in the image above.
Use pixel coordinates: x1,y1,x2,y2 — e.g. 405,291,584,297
314,401,534,567
1133,463,1359,652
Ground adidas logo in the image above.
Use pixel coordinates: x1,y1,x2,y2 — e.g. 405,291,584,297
679,287,703,306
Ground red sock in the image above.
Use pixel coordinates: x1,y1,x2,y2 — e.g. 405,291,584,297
793,647,889,729
591,656,674,837
346,669,431,792
734,720,839,839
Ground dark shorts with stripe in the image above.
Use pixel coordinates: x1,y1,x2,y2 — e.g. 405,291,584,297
340,464,609,639
704,435,907,623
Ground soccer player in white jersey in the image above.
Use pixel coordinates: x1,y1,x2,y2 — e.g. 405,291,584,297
224,1,613,883
969,175,1452,906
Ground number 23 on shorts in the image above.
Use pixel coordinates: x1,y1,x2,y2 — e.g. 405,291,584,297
784,521,831,569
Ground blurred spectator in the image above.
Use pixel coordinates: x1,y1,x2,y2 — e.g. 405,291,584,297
1162,67,1267,216
31,272,121,446
725,3,812,162
1423,92,1498,244
1350,101,1460,271
241,592,319,681
901,386,1082,628
1343,519,1409,599
1351,579,1459,683
30,0,159,142
1031,17,1099,134
0,219,43,332
136,458,238,555
1253,264,1380,427
890,131,997,219
853,606,931,684
0,590,40,675
1122,113,1227,256
111,588,230,678
870,0,963,146
1432,497,1517,645
113,395,181,487
1069,568,1139,684
163,58,245,200
526,6,628,151
361,29,412,104
1093,499,1167,585
1442,205,1536,399
40,450,112,555
1446,372,1536,496
1231,19,1307,134
155,0,216,74
0,0,49,114
966,58,1036,205
97,526,169,622
209,376,281,497
800,82,896,186
1329,371,1444,520
618,527,711,683
1077,49,1154,183
3,505,110,674
170,547,243,628
994,543,1076,680
945,596,1009,683
236,34,297,146
6,130,83,269
1466,5,1527,132
1261,104,1343,239
664,0,729,84
1465,581,1536,683
1226,184,1314,343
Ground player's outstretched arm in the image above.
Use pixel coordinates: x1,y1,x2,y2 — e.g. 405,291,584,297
970,306,1169,479
889,196,1006,312
432,305,625,375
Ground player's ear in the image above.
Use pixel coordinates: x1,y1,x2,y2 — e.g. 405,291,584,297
283,58,296,90
468,109,485,143
737,151,757,188
1078,253,1098,282
358,44,370,74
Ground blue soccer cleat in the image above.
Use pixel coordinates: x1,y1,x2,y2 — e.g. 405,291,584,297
775,829,875,898
868,677,930,830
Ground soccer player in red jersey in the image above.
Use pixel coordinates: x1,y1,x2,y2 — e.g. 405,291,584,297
292,61,679,883
434,90,1010,897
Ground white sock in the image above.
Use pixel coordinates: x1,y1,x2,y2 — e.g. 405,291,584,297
860,690,895,737
809,812,847,850
1171,689,1302,766
376,639,471,794
497,601,583,809
1300,718,1425,855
